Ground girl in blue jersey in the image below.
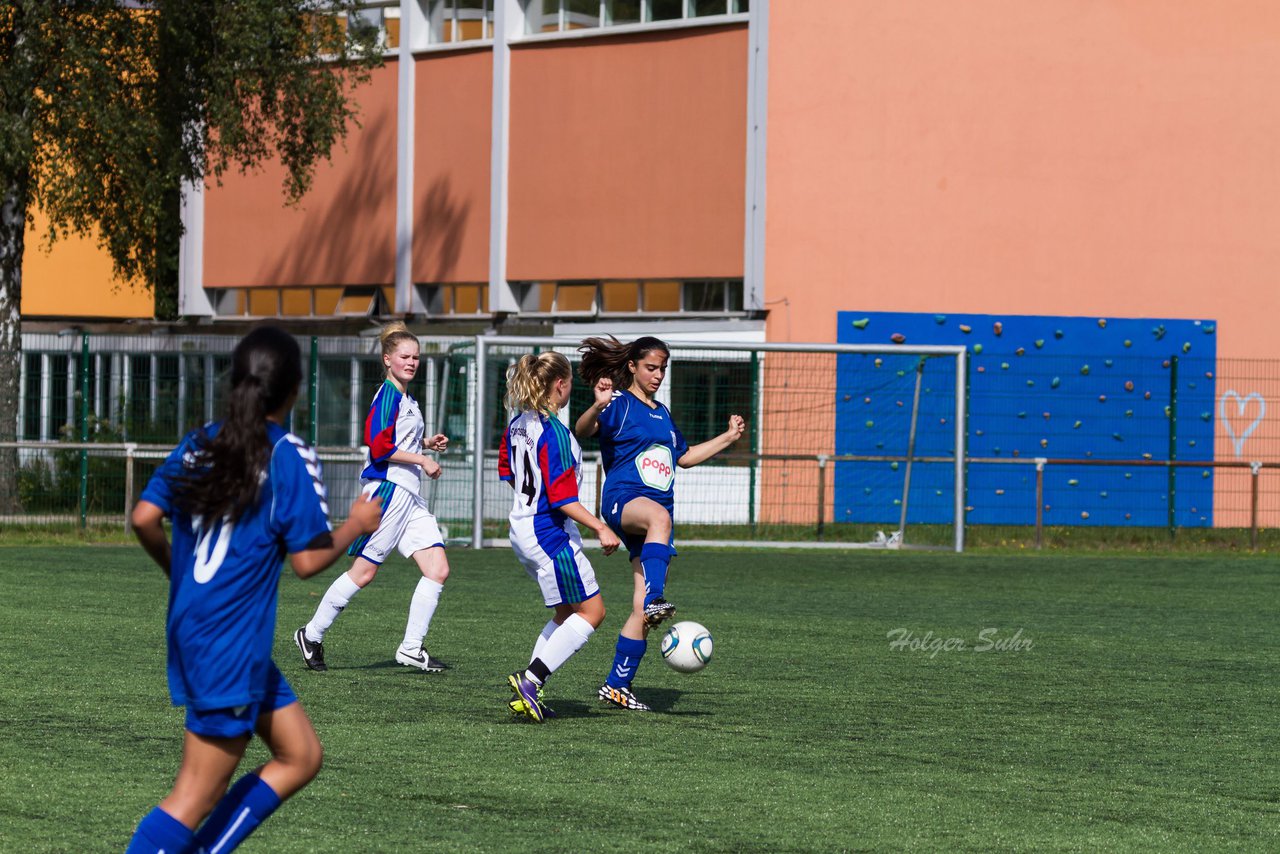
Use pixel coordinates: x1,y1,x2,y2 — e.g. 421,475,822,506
576,335,745,711
296,321,453,672
125,327,383,854
498,352,621,722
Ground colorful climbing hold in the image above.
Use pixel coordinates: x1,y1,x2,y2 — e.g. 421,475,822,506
1034,339,1045,349
1015,348,1025,356
993,321,1003,336
890,333,906,344
1182,342,1191,353
1051,376,1060,388
1081,364,1090,375
934,314,947,324
852,317,870,329
959,324,972,333
1073,420,1082,429
1097,318,1107,328
1067,479,1079,486
973,343,983,354
1124,381,1134,391
1054,330,1064,339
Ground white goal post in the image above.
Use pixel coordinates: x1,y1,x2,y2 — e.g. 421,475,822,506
469,336,968,552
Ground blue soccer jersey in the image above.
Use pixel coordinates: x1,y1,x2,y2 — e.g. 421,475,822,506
596,390,689,511
140,422,331,712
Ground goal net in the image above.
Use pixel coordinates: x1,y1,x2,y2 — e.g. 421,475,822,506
467,336,967,551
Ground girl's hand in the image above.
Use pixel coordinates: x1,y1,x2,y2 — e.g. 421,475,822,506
422,457,443,480
598,526,621,556
725,414,746,443
593,377,614,409
424,433,449,453
348,493,384,533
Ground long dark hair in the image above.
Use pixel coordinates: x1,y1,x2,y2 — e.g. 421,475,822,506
172,326,303,522
578,335,669,393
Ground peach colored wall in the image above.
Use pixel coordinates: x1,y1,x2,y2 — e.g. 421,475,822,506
21,211,152,318
412,49,491,284
203,62,399,288
765,1,1280,361
507,26,746,281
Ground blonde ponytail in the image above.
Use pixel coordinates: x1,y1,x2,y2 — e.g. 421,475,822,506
506,352,572,415
379,321,417,358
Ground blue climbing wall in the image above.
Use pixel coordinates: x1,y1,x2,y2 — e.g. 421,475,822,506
835,312,1217,527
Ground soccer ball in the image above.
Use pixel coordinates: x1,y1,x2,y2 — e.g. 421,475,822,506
660,621,713,673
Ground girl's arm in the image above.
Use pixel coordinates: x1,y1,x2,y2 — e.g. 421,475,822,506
574,378,614,440
559,501,621,556
131,500,172,576
678,415,746,469
387,448,442,480
289,493,384,578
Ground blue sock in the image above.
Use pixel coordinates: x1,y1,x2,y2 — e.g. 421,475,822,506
192,773,282,853
125,806,196,854
605,635,647,688
640,542,672,604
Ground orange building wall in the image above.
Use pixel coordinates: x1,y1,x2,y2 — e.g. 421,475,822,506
412,49,492,284
765,1,1280,361
507,26,747,281
203,62,400,288
21,211,152,318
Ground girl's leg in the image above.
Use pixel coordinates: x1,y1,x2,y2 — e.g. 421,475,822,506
620,497,676,622
398,546,448,670
598,559,654,711
192,702,323,853
296,558,381,671
524,597,606,686
303,558,380,642
125,731,248,852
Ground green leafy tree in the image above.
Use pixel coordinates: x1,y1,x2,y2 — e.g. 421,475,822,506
0,1,381,512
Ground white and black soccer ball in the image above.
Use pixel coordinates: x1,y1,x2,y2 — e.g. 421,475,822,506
660,621,713,673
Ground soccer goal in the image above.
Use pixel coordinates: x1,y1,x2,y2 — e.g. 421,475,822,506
468,336,968,551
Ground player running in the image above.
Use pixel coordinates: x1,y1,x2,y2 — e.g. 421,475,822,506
126,326,383,853
295,321,453,673
498,352,620,722
575,335,745,711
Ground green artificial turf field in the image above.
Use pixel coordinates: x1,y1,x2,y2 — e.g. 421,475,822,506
0,546,1276,852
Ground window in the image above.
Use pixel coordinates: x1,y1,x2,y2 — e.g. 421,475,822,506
423,283,490,315
428,0,495,44
525,0,745,35
349,2,401,49
511,279,746,316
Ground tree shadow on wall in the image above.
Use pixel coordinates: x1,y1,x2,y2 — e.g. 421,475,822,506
415,176,471,284
256,110,396,287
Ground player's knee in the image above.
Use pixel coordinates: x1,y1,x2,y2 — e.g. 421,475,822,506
349,565,378,586
647,512,672,539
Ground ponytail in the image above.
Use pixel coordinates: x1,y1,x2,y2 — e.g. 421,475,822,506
172,326,303,522
379,321,417,360
506,352,572,415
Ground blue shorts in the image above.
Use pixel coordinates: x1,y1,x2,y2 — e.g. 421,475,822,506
601,494,677,560
184,661,298,739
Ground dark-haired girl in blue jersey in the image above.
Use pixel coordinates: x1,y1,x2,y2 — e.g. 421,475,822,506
125,327,383,854
576,335,745,711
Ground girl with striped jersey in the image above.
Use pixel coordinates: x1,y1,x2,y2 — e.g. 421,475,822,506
126,327,383,853
295,321,453,672
499,352,620,722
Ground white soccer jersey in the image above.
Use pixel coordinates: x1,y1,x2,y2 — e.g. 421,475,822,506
360,379,426,494
498,411,584,560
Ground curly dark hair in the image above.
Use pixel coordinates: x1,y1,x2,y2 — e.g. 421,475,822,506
577,335,669,393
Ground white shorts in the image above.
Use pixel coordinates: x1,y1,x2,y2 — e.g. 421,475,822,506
351,480,444,565
515,540,600,607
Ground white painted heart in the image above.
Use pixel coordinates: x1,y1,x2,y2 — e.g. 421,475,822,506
1220,391,1266,457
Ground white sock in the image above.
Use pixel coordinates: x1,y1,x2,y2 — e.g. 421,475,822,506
402,577,444,651
306,573,363,643
530,618,558,664
532,613,595,678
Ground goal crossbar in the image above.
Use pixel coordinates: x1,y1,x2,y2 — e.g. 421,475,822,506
471,335,968,552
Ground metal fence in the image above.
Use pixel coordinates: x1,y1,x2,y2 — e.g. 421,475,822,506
6,330,1280,550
